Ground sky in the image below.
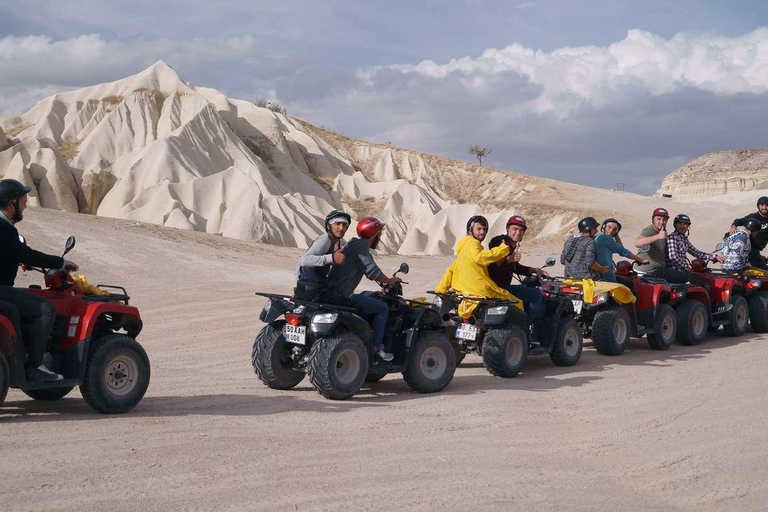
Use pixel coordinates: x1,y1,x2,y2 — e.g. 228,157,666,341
1,0,768,194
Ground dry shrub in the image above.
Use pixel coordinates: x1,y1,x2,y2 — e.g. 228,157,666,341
58,140,81,162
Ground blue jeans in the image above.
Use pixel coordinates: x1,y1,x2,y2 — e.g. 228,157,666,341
351,293,389,350
505,285,544,323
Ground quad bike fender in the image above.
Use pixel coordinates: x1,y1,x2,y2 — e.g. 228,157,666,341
0,315,17,358
336,311,374,346
64,303,142,351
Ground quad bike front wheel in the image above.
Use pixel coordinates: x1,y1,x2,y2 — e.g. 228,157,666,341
675,300,708,345
646,304,677,350
0,352,8,407
403,330,456,393
749,291,768,333
482,326,528,378
591,306,631,356
80,334,150,414
550,317,583,366
307,333,368,400
252,320,305,390
724,295,749,337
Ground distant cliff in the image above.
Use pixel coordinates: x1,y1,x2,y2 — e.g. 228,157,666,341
656,149,768,197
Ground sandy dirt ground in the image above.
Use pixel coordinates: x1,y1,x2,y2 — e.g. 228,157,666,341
2,206,768,511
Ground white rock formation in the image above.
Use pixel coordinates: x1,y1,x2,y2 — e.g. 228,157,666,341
657,149,768,197
0,60,629,254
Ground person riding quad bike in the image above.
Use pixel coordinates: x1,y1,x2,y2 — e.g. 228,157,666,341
0,178,79,382
730,196,768,271
435,215,522,318
634,208,691,284
595,218,647,283
561,217,609,279
487,215,548,327
293,209,351,304
326,216,402,363
666,214,723,274
722,218,762,272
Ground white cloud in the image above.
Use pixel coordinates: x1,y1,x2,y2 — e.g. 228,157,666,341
381,27,768,115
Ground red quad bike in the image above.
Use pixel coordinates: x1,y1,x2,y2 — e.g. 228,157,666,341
541,265,685,356
682,257,750,342
0,236,149,413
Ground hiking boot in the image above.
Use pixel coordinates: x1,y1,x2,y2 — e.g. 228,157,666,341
26,365,63,382
374,349,394,363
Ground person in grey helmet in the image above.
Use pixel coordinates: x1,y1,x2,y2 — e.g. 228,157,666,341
561,217,609,279
730,196,768,271
0,179,78,382
293,210,351,304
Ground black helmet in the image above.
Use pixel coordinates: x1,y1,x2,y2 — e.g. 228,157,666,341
744,218,762,232
324,210,351,229
601,218,622,233
757,196,768,206
577,216,599,233
466,215,488,233
674,213,692,225
0,179,31,209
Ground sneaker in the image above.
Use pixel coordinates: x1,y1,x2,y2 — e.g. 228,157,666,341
375,349,394,363
26,365,63,382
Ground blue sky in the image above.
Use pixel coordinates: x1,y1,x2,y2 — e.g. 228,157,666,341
2,0,768,193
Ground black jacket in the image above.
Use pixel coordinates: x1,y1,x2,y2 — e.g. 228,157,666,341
0,219,64,286
733,213,768,250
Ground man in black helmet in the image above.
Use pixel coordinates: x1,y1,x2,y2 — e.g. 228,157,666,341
666,214,723,272
293,210,351,303
561,217,609,279
730,197,768,270
0,179,78,381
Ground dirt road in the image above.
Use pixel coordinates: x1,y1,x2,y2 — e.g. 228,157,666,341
2,209,767,511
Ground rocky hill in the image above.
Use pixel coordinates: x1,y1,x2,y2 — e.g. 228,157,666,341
656,149,768,197
0,61,637,255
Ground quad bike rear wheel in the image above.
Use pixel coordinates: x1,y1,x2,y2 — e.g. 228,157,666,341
675,299,708,345
724,295,749,337
482,327,528,378
80,334,150,414
23,387,75,401
749,291,768,333
550,317,583,366
252,320,305,390
647,304,677,350
591,306,631,355
403,330,456,393
0,352,8,408
307,333,367,400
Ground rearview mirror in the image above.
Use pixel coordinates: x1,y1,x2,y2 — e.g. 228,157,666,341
638,244,651,254
715,242,724,251
544,257,556,267
398,262,409,275
63,235,76,256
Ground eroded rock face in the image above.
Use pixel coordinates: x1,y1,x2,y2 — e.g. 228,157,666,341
0,60,621,255
0,127,9,151
657,149,768,197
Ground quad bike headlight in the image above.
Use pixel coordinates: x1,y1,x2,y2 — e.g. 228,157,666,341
593,292,611,305
312,313,338,324
432,296,443,308
748,278,762,290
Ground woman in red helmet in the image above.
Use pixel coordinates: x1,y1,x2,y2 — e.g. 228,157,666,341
326,217,403,362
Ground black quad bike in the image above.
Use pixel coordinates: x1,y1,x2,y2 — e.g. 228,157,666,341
251,263,456,400
429,260,582,379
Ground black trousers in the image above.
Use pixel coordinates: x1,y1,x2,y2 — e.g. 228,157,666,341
649,268,691,284
293,283,355,309
0,287,56,368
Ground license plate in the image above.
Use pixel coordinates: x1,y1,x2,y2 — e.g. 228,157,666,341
572,300,583,314
284,324,306,345
456,323,478,341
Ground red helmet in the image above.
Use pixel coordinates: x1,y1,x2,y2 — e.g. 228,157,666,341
652,208,669,219
506,215,527,230
356,217,385,240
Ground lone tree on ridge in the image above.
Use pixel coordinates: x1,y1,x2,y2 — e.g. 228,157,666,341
468,145,492,166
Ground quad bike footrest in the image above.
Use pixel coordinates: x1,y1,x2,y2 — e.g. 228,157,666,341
22,378,79,390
